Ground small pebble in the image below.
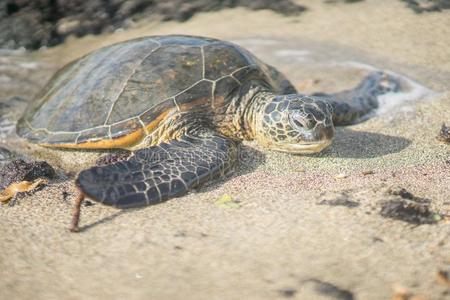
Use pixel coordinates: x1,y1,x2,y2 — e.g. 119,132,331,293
362,170,374,175
83,200,94,206
62,191,70,201
334,173,348,179
437,270,450,286
278,288,297,298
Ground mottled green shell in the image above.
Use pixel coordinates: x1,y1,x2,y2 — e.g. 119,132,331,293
17,35,293,147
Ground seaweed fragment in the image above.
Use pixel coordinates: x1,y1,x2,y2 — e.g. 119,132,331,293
380,187,442,225
302,279,354,300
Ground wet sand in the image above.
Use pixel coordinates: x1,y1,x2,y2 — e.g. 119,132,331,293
1,0,450,299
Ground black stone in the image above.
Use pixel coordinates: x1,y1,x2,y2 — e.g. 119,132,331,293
0,159,56,190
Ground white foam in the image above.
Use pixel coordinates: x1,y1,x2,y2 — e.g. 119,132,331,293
378,70,437,116
376,82,435,115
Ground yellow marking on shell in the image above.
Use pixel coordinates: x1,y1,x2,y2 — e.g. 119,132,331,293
40,127,146,149
214,95,226,108
149,126,184,146
178,97,210,111
0,179,48,203
40,108,175,150
144,108,174,133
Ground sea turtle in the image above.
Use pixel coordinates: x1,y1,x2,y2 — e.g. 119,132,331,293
15,35,400,230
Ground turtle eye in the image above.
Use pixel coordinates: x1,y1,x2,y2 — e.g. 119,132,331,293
290,111,316,130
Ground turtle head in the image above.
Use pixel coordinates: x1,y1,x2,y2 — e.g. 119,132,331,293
254,94,335,154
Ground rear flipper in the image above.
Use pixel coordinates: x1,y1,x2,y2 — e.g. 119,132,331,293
313,71,401,125
76,132,239,209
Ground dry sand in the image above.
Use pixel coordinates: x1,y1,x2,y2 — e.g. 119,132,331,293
1,0,450,299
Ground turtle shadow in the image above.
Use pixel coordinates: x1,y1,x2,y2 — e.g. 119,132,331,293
237,144,267,172
308,128,412,159
185,144,266,194
76,209,128,233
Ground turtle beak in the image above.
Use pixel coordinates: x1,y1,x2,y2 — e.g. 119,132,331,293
272,139,332,154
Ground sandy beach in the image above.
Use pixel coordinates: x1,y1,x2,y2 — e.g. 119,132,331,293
1,0,449,299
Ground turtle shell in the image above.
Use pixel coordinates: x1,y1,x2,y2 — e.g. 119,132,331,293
17,35,292,149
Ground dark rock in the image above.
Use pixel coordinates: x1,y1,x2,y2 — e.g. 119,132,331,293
401,0,450,13
380,188,442,225
0,0,306,50
437,123,450,144
387,187,430,203
0,159,56,190
380,199,439,224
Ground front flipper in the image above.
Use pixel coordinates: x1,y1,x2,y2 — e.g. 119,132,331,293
76,133,238,209
314,71,401,125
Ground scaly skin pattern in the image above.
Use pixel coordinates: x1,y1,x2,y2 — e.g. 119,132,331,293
246,92,335,153
77,131,238,208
